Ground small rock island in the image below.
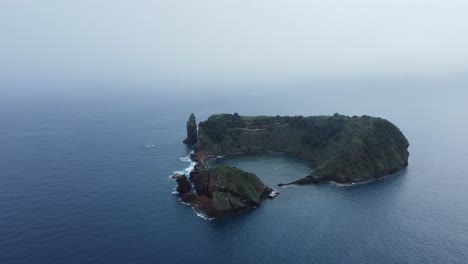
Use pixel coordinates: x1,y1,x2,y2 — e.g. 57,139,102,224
179,165,273,218
177,113,409,218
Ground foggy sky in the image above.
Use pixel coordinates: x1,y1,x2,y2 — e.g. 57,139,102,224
2,0,468,83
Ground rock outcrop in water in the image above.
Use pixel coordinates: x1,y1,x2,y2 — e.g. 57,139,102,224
183,113,198,145
180,164,273,218
174,174,191,195
194,113,409,185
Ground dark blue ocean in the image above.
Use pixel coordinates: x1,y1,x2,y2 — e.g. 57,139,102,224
1,79,468,264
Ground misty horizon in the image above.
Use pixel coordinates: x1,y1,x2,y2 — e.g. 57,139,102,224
2,0,468,85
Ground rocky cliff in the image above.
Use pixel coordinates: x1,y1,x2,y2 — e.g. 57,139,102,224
195,113,410,185
176,113,409,218
180,165,273,218
183,113,197,145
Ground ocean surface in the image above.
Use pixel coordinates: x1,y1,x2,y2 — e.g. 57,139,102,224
1,79,468,263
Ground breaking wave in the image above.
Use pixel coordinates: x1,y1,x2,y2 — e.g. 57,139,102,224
170,151,215,220
169,151,196,178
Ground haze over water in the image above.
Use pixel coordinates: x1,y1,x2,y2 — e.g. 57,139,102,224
1,1,468,263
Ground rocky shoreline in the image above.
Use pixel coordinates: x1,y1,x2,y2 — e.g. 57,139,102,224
175,134,277,218
174,162,276,218
174,113,410,218
194,113,409,185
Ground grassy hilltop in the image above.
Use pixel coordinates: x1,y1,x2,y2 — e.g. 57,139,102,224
186,165,271,217
196,113,409,184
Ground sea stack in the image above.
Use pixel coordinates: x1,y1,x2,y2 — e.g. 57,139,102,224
175,175,192,195
183,113,198,145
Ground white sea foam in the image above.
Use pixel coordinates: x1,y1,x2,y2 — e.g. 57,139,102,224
179,156,191,162
172,151,215,220
268,190,280,198
169,151,197,178
145,144,155,148
278,184,298,188
179,200,191,206
329,172,403,187
170,162,196,178
179,201,214,220
169,171,184,179
185,162,196,175
178,151,197,176
330,182,358,187
193,208,214,221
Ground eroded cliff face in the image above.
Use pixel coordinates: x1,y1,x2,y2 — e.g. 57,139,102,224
175,175,191,195
180,165,272,218
178,114,275,218
183,113,197,145
175,112,409,218
195,113,410,185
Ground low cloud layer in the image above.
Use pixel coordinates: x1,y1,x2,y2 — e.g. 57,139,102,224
2,0,468,83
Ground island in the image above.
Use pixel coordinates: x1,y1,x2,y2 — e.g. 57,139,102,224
177,113,409,217
177,165,274,218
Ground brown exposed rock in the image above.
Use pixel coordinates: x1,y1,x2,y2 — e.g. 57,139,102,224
181,193,197,203
183,113,197,145
175,175,191,195
176,113,278,218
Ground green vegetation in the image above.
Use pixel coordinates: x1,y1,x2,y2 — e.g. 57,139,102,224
197,113,409,183
187,165,270,216
207,166,267,204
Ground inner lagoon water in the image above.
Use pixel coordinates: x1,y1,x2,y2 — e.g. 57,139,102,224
1,79,468,263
